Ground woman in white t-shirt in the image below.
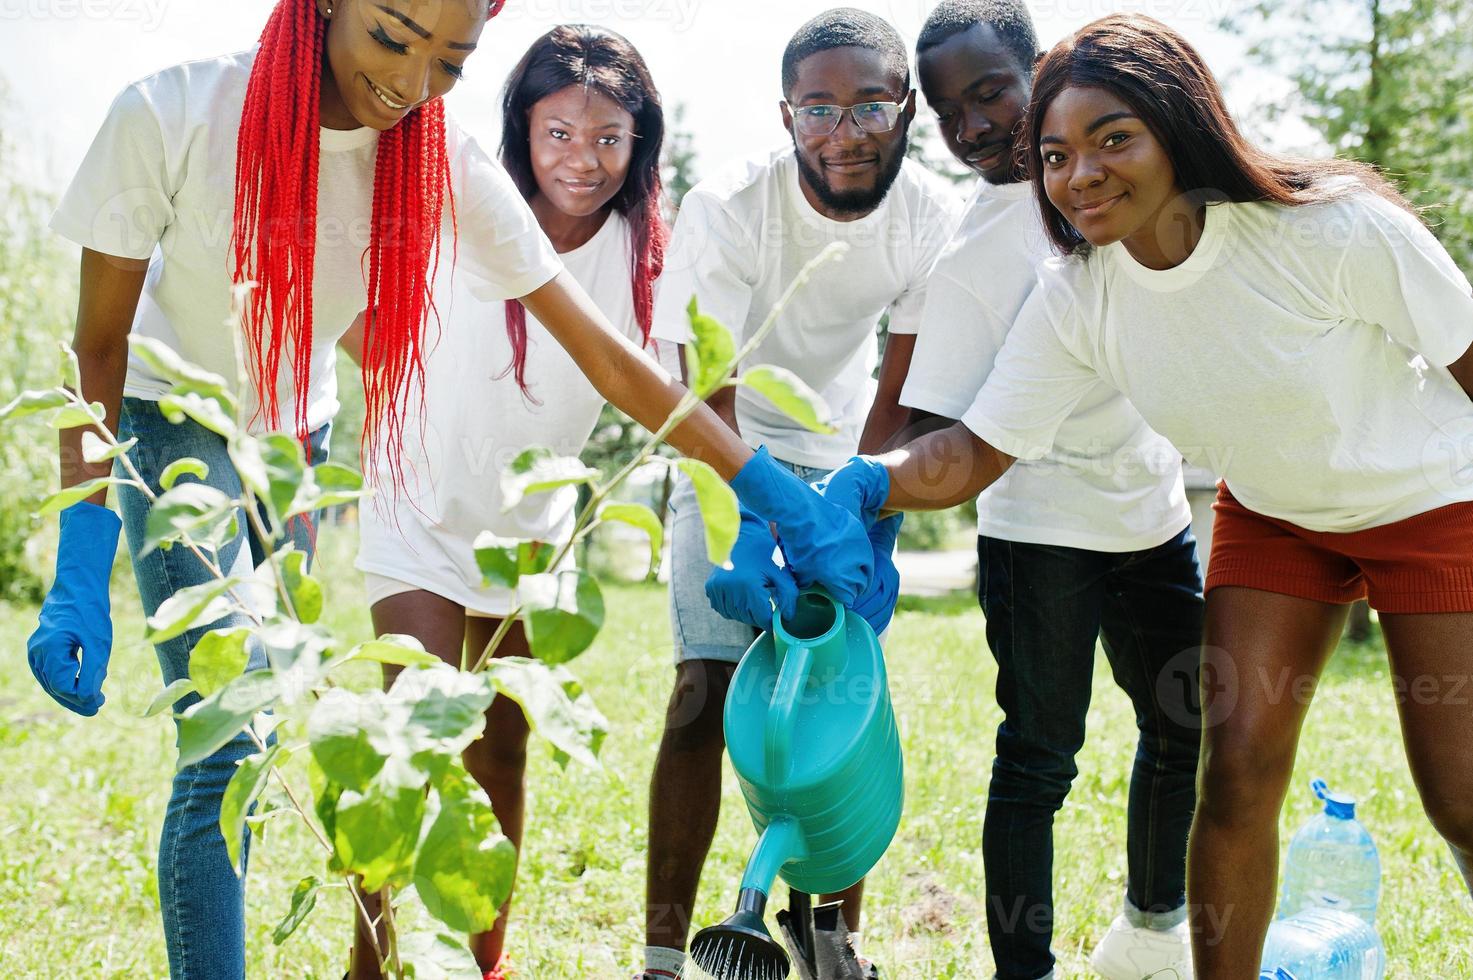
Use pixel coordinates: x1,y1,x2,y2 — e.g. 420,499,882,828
820,14,1473,976
27,2,874,976
341,24,666,978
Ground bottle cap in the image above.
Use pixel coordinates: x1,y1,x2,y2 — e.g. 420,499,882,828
1311,777,1356,819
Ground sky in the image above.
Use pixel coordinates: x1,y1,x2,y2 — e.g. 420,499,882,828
0,0,1310,194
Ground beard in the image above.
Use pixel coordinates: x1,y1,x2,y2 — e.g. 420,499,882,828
793,133,909,217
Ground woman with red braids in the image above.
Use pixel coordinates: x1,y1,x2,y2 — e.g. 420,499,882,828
27,2,873,976
343,25,670,979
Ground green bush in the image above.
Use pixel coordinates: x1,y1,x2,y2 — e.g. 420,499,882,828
0,128,78,603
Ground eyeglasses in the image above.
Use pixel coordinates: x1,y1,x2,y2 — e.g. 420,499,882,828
787,100,907,137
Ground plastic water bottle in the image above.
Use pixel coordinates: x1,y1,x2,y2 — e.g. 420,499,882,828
1278,779,1380,924
1260,908,1387,979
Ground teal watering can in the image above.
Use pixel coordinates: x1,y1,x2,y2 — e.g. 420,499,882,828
689,590,903,979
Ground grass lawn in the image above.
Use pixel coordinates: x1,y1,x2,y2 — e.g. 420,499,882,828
0,524,1468,978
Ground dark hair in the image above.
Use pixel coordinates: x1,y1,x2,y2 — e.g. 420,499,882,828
498,24,667,392
782,7,910,96
1025,13,1414,255
916,0,1039,77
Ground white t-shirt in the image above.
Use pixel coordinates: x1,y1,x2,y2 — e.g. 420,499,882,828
50,49,563,433
902,180,1190,551
964,188,1473,533
651,146,962,469
355,212,645,613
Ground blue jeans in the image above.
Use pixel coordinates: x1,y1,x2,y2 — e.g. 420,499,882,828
977,527,1204,980
115,398,329,980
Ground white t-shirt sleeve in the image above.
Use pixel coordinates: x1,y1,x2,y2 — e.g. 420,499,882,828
449,126,564,303
961,281,1103,460
650,189,754,345
901,267,1013,420
51,82,177,261
1335,193,1473,366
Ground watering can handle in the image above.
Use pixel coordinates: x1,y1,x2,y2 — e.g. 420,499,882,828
765,643,812,783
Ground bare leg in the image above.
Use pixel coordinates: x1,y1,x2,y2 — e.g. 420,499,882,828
820,879,865,934
1188,587,1348,979
1379,612,1473,894
463,616,533,970
349,590,469,980
646,659,736,950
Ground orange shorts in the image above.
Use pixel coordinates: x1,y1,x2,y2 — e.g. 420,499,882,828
1206,484,1473,614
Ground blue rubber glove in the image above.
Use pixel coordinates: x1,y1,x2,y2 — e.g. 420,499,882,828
817,456,902,635
815,455,892,527
705,508,800,628
849,513,903,635
27,501,122,716
730,447,872,606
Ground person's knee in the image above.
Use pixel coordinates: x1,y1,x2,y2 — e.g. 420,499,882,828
988,739,1082,811
1197,714,1295,826
1419,786,1473,855
660,660,734,751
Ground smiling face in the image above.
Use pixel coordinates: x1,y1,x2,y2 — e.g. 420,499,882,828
319,0,487,131
1037,84,1183,251
917,22,1031,184
782,45,915,219
526,85,637,219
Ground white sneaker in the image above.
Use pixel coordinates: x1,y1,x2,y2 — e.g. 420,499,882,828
1089,914,1194,980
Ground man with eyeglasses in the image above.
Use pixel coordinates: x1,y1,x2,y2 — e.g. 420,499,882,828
638,9,962,980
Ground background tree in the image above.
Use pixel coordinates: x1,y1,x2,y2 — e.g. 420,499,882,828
1223,0,1473,267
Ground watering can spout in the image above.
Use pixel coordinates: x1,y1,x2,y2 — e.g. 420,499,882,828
739,816,807,896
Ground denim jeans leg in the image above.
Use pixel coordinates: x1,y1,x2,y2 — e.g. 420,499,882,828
1097,526,1205,925
116,399,328,979
977,536,1110,980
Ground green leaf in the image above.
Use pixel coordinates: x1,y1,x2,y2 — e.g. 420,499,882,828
190,627,251,698
519,571,605,665
596,502,663,577
256,620,335,705
159,391,237,438
340,635,441,670
472,532,521,590
331,756,426,892
142,677,197,717
230,433,305,530
176,670,281,769
219,742,283,875
500,447,598,511
413,766,516,933
676,459,740,567
485,657,609,769
398,931,482,980
0,389,68,422
81,430,137,464
472,534,555,590
684,295,738,397
307,688,391,792
48,401,106,430
392,665,495,763
279,549,324,624
738,365,837,434
271,876,321,945
160,457,209,490
129,335,231,390
290,462,366,516
143,482,238,556
144,578,243,644
37,477,127,517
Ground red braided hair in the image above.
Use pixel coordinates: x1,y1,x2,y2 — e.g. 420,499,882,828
231,0,502,478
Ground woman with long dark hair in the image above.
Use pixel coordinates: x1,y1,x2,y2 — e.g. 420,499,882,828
347,24,668,979
817,13,1473,976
